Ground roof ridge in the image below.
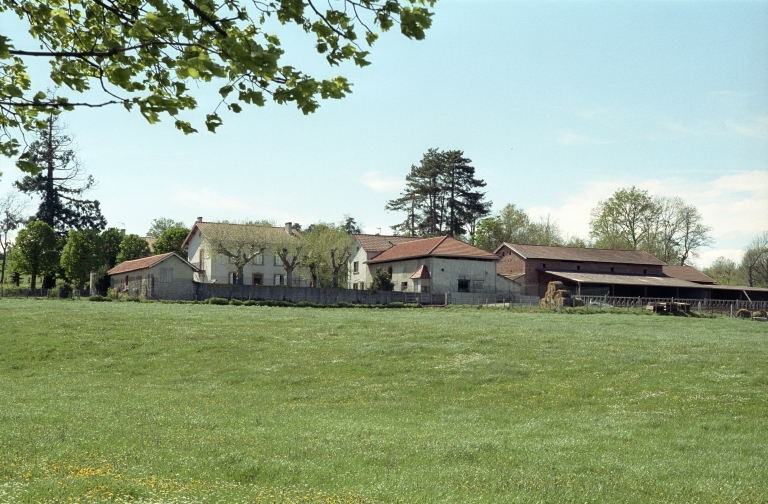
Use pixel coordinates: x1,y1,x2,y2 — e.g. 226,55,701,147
427,235,449,255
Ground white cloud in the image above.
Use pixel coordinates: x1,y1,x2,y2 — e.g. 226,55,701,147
361,171,404,192
556,132,612,146
522,171,768,268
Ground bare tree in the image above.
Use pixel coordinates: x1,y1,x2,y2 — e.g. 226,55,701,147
202,221,273,285
741,232,768,287
0,191,27,284
271,229,307,287
675,203,713,266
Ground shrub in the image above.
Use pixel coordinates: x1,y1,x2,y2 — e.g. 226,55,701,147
87,295,112,302
230,299,243,306
206,297,229,305
386,302,405,308
58,283,73,299
124,296,141,302
243,300,259,306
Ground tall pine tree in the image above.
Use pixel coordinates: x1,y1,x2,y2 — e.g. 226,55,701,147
15,115,107,236
386,149,490,239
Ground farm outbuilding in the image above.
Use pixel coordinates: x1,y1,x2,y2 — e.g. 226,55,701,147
107,252,198,300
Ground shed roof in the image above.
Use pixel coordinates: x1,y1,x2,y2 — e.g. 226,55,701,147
107,252,197,276
354,234,422,253
367,236,498,264
497,243,667,266
410,265,431,280
544,270,703,288
662,265,715,284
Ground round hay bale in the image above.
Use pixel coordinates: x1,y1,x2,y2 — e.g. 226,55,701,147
752,310,767,318
555,289,572,298
539,298,548,308
735,308,751,319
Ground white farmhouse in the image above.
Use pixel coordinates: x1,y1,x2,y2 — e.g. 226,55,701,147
182,218,308,286
348,234,422,290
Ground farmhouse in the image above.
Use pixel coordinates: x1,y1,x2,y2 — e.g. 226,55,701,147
348,234,422,290
365,235,500,294
182,218,308,286
107,252,197,299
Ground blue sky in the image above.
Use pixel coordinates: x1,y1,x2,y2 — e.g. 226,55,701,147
1,0,766,267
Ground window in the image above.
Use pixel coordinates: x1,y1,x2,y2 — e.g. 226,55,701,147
274,255,283,266
401,281,408,291
421,285,430,293
198,248,205,270
274,274,285,286
125,275,129,286
353,261,359,273
543,263,546,268
353,283,359,290
610,267,614,273
160,268,173,283
643,269,647,275
359,282,365,290
228,272,237,284
577,265,581,271
458,279,470,292
254,253,264,265
387,266,393,276
252,273,263,285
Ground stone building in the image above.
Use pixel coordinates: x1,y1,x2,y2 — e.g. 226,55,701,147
107,252,198,299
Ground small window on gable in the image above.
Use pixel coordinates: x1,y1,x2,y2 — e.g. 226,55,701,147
255,253,264,265
160,268,173,283
353,261,359,273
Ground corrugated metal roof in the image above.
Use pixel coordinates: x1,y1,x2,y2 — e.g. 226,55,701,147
107,252,197,275
499,243,667,266
662,265,715,284
545,270,703,288
354,234,422,253
368,236,498,264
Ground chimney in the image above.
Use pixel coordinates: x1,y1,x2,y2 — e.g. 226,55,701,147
120,228,126,235
196,216,203,223
285,222,292,234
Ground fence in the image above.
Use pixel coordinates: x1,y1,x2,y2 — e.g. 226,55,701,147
0,286,83,299
564,296,768,315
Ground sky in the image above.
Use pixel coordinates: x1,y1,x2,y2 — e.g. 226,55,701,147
1,0,766,268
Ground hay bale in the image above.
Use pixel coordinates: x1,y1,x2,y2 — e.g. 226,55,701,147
555,289,571,299
540,298,548,308
752,310,767,318
735,308,751,319
547,281,565,294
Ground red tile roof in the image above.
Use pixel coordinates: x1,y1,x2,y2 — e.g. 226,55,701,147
662,265,715,284
354,234,422,253
498,243,667,266
107,252,196,275
410,265,431,279
368,236,498,263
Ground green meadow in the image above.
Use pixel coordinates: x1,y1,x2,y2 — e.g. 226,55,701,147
0,299,766,503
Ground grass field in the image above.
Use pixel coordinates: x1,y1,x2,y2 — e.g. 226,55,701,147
0,299,766,503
